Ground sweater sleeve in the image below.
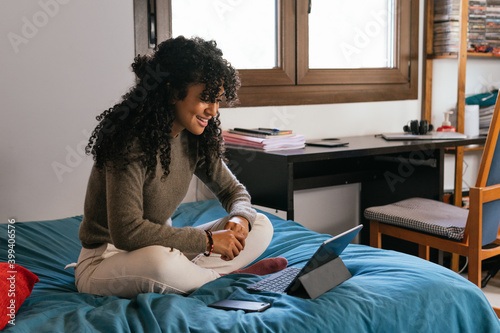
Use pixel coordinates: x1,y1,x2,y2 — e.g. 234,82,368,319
195,157,257,228
103,160,207,253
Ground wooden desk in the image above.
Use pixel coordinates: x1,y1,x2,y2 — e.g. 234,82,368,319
225,135,485,244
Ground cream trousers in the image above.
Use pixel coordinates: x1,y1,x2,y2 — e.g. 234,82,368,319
74,213,273,298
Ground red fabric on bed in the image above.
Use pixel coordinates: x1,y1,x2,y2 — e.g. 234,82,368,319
0,263,39,330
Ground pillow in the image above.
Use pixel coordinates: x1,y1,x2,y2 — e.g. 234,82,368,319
0,263,39,330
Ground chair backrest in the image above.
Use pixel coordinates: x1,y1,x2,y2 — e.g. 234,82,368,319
472,93,500,245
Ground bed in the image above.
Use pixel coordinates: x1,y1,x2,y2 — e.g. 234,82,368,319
1,199,499,332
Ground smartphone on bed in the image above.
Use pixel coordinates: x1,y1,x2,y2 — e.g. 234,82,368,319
208,300,271,313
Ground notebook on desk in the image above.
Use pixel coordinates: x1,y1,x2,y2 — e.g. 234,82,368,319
247,225,362,299
381,132,467,141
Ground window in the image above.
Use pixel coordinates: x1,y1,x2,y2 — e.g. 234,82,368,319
134,0,419,107
171,0,278,69
308,0,396,69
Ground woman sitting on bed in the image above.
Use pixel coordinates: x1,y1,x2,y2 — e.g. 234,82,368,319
74,36,287,298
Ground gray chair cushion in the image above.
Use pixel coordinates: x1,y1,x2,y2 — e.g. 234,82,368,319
364,198,468,241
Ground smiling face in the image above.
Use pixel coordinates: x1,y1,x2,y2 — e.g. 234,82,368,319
170,83,223,137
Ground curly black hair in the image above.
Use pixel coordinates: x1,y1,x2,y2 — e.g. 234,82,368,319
86,36,240,179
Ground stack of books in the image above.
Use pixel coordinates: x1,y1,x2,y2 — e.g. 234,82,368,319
468,0,487,49
486,1,500,49
222,128,306,151
433,0,460,54
479,104,496,135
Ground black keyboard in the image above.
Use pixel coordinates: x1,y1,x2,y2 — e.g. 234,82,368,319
247,267,302,294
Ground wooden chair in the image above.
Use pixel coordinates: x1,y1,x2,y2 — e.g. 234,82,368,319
365,93,500,292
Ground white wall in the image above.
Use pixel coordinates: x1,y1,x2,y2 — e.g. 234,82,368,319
2,1,499,225
1,0,135,222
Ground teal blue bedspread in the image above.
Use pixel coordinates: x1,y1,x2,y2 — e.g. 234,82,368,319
1,199,499,332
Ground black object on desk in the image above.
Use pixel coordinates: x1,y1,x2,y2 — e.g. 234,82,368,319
225,134,485,245
305,138,349,148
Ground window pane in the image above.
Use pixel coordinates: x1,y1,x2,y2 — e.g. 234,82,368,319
171,0,278,69
309,0,395,69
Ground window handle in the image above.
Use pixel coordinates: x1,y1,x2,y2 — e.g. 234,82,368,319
308,0,312,14
148,0,157,49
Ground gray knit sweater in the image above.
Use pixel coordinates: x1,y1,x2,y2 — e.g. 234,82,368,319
78,130,257,253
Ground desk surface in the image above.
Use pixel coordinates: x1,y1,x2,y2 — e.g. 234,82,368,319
226,135,486,162
225,134,486,245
